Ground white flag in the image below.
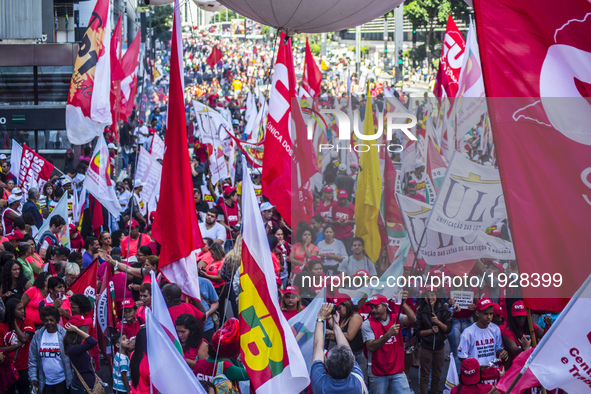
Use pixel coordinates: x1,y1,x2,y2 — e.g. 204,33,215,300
10,140,22,186
192,100,232,146
428,153,507,237
397,193,514,265
443,352,459,394
454,18,488,140
135,147,161,213
84,137,122,217
527,274,591,393
150,133,165,160
147,270,205,394
287,289,326,374
34,196,70,249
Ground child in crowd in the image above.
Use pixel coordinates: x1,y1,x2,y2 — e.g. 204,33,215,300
116,298,140,341
112,331,134,394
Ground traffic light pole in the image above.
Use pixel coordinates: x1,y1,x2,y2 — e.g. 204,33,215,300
394,4,404,84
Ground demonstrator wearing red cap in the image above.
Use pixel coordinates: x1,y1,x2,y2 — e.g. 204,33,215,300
451,358,494,394
121,220,152,259
361,293,417,393
499,300,544,366
458,299,508,385
116,298,140,341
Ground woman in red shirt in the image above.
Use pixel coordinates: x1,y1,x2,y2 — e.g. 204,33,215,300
0,298,36,394
280,286,304,321
21,272,52,328
289,226,319,278
175,314,208,369
130,327,152,394
199,243,228,321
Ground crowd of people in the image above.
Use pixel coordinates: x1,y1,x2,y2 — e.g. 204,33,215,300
0,29,562,394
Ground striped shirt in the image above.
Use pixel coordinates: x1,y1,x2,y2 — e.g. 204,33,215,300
113,352,130,392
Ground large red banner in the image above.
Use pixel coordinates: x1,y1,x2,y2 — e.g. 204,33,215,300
474,0,591,310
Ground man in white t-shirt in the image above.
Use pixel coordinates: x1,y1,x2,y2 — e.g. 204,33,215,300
458,298,508,385
133,120,149,146
198,208,227,244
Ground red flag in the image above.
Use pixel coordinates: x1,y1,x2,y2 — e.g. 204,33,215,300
109,15,125,140
495,348,540,393
435,15,465,98
96,262,116,370
18,144,55,196
262,33,296,226
302,38,322,97
474,0,591,310
152,1,204,300
69,258,98,298
119,31,141,120
89,194,104,238
206,45,223,69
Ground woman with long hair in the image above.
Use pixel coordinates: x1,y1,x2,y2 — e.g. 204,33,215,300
414,287,452,394
293,257,326,303
0,260,31,301
24,235,43,277
63,317,98,394
280,286,304,320
199,243,229,318
175,314,208,369
15,242,35,283
98,231,113,256
130,327,151,394
0,298,35,394
501,300,544,366
21,272,52,328
271,227,290,287
221,234,241,320
289,225,319,278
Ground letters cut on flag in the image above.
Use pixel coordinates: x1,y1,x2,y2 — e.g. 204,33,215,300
434,14,466,99
396,193,514,266
96,262,116,368
66,0,112,145
262,32,297,226
151,0,203,301
428,153,506,237
147,272,206,394
474,0,591,307
84,137,122,218
239,160,309,393
516,274,591,393
18,144,54,197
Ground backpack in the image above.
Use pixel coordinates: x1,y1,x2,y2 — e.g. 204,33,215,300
213,362,239,394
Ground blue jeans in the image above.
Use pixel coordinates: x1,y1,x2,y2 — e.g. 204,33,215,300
449,317,473,372
368,371,411,394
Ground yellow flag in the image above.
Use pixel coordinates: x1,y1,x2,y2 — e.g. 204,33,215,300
354,90,382,262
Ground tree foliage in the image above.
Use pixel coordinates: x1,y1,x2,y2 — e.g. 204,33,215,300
403,0,471,67
152,5,173,44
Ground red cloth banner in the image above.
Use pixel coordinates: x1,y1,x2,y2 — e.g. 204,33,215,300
18,144,55,196
434,15,465,98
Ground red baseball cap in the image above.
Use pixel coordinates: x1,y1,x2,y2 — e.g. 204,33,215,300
511,300,527,317
68,315,93,328
476,298,494,311
366,294,388,307
493,303,502,316
460,358,481,385
332,292,351,307
7,230,24,241
354,269,370,277
407,180,417,186
126,220,139,228
322,186,334,193
337,190,348,199
284,286,299,295
69,224,78,233
223,185,237,198
122,298,137,309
